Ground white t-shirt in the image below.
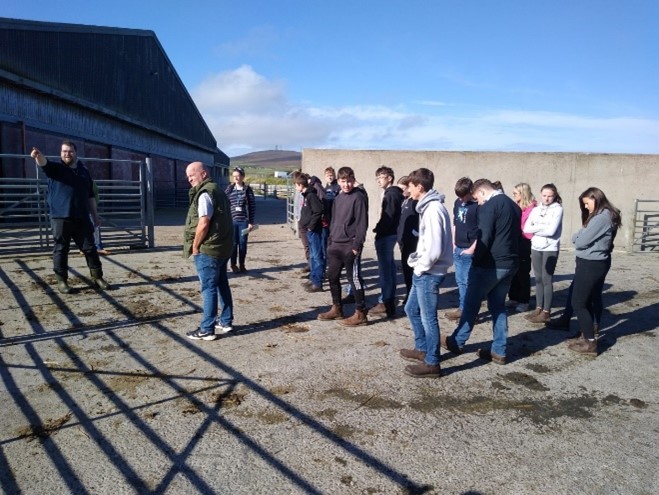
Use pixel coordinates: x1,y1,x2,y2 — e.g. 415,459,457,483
198,192,214,218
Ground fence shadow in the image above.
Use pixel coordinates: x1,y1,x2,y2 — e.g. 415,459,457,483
0,259,435,494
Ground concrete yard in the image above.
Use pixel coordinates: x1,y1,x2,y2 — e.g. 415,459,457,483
1,198,658,495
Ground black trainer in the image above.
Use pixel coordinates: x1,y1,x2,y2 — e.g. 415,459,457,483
186,329,217,341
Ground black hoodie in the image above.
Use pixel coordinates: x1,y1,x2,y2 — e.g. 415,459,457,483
329,187,369,251
373,185,404,240
300,187,324,233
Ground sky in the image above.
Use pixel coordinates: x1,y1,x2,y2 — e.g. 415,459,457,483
4,0,659,157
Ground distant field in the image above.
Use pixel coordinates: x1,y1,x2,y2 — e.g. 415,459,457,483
231,150,301,173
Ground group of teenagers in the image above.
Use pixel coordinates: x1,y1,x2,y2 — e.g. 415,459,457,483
294,165,621,378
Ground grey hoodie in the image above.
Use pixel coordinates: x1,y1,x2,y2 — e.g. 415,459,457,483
407,190,453,276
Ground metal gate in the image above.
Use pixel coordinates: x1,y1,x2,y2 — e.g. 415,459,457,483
0,154,155,254
632,199,659,252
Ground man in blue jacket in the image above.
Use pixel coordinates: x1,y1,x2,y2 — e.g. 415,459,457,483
31,141,109,293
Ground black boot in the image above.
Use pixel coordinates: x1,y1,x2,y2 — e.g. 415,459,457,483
384,298,396,318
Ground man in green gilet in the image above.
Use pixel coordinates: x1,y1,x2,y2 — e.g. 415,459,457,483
183,162,234,341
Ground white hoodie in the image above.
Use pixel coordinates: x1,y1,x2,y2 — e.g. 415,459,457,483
524,201,563,251
407,190,454,276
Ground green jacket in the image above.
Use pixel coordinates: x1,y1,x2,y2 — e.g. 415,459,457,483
183,179,233,259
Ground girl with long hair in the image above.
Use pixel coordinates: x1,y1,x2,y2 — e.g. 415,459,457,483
507,183,536,312
568,187,621,356
524,183,563,324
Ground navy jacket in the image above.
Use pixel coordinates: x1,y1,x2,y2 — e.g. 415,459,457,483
41,160,94,219
473,193,521,270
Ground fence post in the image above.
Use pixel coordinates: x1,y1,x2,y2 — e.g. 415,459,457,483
145,157,155,248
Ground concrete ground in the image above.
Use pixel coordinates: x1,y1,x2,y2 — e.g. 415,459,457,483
1,198,658,495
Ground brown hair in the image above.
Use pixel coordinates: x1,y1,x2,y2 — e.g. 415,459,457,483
579,187,621,229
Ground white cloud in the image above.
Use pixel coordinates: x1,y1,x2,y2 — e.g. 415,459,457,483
192,66,659,156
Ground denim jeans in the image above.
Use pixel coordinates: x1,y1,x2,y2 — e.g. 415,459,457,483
231,220,249,266
452,265,516,357
405,273,445,366
375,234,398,303
194,253,233,334
453,247,473,311
306,230,325,287
321,227,329,271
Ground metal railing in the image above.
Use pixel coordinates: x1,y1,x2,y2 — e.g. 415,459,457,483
632,199,659,252
0,154,155,253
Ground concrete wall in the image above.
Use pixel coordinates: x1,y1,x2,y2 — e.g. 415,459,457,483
302,149,659,253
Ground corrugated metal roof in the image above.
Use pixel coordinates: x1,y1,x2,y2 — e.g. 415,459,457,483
0,17,219,153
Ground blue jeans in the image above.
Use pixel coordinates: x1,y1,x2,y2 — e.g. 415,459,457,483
405,273,445,366
452,266,516,357
306,230,325,287
231,220,249,267
194,253,233,334
375,234,398,303
321,227,329,271
453,247,473,311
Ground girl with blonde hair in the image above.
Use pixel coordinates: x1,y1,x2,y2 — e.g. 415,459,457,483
506,183,536,312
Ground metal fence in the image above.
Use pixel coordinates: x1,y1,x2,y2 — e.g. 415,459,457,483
632,199,659,252
0,154,155,254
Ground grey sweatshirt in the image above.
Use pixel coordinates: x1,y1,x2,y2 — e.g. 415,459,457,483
572,209,615,260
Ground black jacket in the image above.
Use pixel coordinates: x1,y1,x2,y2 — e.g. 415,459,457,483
300,187,324,233
474,193,521,269
373,186,404,239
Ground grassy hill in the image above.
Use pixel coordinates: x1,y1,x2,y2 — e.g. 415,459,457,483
231,150,301,172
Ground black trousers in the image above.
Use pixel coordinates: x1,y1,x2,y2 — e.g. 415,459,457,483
508,237,532,304
327,242,365,310
571,257,611,339
51,217,102,277
399,243,415,298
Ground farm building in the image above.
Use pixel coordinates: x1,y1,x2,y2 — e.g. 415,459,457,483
0,17,228,207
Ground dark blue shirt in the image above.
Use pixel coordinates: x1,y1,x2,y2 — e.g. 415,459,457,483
453,197,479,248
41,160,94,219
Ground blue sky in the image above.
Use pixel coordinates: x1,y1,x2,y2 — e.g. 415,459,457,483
4,0,659,156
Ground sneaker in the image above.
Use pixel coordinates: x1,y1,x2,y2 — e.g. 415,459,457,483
214,323,233,334
505,299,519,308
399,348,426,363
404,363,441,378
515,303,530,312
477,348,506,365
186,329,217,341
231,264,239,273
305,284,324,293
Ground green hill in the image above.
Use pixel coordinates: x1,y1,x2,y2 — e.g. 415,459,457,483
231,150,301,172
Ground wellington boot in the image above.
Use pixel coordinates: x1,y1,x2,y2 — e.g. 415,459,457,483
317,304,344,321
54,273,72,294
93,277,110,290
338,309,368,327
90,269,110,290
